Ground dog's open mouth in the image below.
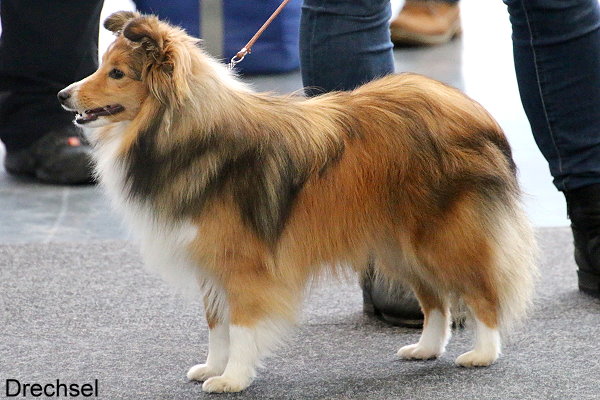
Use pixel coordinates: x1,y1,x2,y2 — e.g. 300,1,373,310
75,105,125,124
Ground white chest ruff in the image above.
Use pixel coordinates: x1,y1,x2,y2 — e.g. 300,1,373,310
91,125,205,295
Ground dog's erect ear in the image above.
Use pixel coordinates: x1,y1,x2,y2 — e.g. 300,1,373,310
122,16,164,57
121,16,193,106
104,11,140,34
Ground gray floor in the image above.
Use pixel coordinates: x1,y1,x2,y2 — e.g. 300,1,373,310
1,229,599,400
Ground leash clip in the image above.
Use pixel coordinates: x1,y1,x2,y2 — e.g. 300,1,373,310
227,0,292,70
229,48,248,70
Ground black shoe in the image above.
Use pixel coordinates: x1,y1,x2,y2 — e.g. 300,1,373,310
565,184,600,298
360,266,424,328
4,126,95,185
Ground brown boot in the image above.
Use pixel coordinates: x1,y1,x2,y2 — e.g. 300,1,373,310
390,1,461,46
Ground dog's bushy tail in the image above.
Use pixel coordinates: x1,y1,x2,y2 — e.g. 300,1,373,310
490,198,539,334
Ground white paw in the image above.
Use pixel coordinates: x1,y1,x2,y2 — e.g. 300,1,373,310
397,343,443,360
455,350,499,367
187,364,223,382
202,375,252,393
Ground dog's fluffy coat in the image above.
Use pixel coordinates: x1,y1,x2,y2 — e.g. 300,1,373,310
59,11,537,393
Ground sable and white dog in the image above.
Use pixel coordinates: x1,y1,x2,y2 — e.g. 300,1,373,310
58,11,537,393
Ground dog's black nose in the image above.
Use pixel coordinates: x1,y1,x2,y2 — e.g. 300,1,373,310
57,89,71,104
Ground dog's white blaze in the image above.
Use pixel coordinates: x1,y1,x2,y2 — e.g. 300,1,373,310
59,80,84,111
61,77,115,128
397,309,451,359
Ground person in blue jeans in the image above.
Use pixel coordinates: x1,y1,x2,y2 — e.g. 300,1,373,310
300,0,600,326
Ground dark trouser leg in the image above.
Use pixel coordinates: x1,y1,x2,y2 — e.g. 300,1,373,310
300,0,395,96
505,0,600,296
505,0,600,191
0,0,104,152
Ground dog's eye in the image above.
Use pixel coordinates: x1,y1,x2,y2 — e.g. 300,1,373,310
109,68,125,79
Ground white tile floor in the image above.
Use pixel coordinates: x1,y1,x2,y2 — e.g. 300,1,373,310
0,0,570,245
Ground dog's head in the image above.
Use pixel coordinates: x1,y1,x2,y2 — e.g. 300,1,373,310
58,11,197,128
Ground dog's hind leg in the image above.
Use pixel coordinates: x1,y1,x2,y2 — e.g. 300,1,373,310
455,294,501,367
187,289,230,382
454,205,536,367
397,280,451,360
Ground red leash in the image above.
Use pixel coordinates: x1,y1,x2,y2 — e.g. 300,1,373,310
228,0,293,69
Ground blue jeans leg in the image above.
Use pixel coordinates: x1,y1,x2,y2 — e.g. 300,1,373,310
505,0,600,191
300,0,395,96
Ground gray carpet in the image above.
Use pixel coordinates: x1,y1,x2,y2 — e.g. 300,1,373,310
1,227,599,400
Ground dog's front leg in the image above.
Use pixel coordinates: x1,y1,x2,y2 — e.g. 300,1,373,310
201,324,263,393
201,276,295,393
188,290,230,382
187,322,230,382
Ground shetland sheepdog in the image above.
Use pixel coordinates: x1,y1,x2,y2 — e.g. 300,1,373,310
58,11,537,393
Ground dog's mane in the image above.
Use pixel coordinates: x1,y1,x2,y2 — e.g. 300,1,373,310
105,15,357,244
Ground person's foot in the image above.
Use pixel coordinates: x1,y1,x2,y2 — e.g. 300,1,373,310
565,184,600,298
390,1,461,46
4,126,95,184
360,267,424,328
